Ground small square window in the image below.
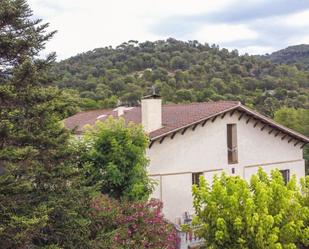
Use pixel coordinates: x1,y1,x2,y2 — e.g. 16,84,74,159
279,169,290,184
192,172,203,186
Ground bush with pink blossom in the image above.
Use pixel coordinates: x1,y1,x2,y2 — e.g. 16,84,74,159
90,195,179,249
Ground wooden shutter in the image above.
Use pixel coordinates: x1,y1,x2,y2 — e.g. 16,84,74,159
192,172,203,186
227,124,238,164
279,169,290,184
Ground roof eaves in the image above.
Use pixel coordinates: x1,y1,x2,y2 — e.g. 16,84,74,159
150,102,241,141
150,102,309,145
238,105,309,143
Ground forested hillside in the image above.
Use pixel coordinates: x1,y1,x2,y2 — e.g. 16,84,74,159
265,44,309,70
51,39,309,118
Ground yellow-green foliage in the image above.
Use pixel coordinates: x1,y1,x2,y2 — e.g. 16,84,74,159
191,169,309,249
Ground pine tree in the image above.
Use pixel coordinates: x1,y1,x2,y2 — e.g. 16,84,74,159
0,1,91,248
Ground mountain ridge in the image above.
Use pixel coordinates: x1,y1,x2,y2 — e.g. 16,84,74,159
50,39,309,117
264,44,309,70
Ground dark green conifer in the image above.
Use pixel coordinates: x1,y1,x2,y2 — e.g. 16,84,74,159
0,1,91,248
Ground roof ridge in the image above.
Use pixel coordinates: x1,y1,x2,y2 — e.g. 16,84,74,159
70,101,241,116
75,108,113,114
106,101,240,109
162,100,240,107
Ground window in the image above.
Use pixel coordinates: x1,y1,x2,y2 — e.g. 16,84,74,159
227,124,238,164
192,172,203,186
280,169,290,184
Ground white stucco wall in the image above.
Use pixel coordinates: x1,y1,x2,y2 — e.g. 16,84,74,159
147,111,305,222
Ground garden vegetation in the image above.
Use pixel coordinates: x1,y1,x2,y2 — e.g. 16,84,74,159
0,1,177,248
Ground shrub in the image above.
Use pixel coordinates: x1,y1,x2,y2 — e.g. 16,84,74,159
191,169,309,249
90,195,179,249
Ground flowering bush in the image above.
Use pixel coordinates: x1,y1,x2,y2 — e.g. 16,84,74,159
90,195,179,249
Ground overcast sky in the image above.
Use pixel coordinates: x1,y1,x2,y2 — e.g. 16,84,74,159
28,0,309,61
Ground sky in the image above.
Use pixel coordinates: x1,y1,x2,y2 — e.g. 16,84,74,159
28,0,309,61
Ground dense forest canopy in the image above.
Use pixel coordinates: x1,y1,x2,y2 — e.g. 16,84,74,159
265,44,309,70
50,39,309,118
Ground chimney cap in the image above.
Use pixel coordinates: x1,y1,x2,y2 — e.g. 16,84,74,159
142,85,161,99
142,93,161,99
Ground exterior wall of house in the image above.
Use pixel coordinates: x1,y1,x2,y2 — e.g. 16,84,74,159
147,111,305,223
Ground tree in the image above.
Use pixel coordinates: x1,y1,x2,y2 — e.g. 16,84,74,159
229,81,242,95
274,108,309,174
78,117,153,201
262,97,280,117
274,108,309,137
190,169,309,249
300,177,309,239
50,38,309,118
120,83,143,106
175,88,196,103
210,78,227,95
170,56,188,70
0,1,91,247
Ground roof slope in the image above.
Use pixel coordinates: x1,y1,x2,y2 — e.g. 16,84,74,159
146,101,239,139
64,108,117,133
64,101,309,144
64,101,239,136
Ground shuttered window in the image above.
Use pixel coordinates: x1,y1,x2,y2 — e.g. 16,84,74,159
280,169,290,184
192,172,203,186
227,124,238,164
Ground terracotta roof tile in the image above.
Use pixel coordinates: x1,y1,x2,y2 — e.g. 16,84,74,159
147,101,239,138
64,109,117,134
64,100,308,143
64,101,240,138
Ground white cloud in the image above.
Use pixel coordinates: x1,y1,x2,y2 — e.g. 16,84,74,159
27,0,309,60
245,10,309,51
282,10,309,27
274,10,309,47
237,45,275,55
27,0,235,60
191,24,258,44
288,35,309,45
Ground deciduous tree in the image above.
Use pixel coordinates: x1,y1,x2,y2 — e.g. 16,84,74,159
190,169,309,249
78,117,153,201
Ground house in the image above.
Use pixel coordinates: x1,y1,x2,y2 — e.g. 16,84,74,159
65,95,309,224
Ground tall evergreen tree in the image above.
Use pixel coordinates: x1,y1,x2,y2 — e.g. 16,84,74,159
0,1,91,248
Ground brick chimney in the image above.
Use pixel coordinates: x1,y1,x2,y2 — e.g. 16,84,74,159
141,94,162,133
